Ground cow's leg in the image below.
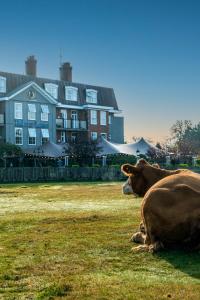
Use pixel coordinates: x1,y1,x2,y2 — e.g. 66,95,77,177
130,231,145,244
131,217,164,253
130,221,146,243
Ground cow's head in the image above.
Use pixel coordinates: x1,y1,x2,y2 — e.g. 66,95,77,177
121,159,161,197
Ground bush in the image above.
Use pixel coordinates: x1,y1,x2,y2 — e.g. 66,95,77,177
178,163,189,168
92,164,100,168
107,154,137,166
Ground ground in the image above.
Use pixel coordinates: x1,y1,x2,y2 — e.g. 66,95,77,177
0,182,199,300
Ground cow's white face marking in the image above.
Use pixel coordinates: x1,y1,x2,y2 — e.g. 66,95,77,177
122,178,134,195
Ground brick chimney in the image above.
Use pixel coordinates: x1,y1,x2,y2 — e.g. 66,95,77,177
59,62,72,82
25,55,37,77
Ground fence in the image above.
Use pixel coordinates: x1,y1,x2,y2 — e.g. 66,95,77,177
0,166,125,183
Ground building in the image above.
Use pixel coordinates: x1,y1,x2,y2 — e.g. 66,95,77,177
0,56,124,150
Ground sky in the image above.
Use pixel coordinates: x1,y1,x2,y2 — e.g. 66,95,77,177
0,0,200,143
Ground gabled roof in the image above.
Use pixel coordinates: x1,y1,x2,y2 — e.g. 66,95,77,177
0,81,58,104
0,71,119,110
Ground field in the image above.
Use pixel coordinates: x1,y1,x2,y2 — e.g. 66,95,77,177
0,182,199,300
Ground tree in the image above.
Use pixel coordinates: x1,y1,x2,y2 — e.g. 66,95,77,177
0,143,23,157
67,137,102,166
0,143,23,167
170,120,193,155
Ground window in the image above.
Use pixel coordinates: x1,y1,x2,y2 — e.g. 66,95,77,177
71,110,78,128
41,128,49,144
0,76,6,93
86,89,97,103
100,133,107,140
108,115,112,125
28,104,36,120
100,111,107,126
15,128,23,145
44,83,58,99
15,103,23,119
61,131,66,143
28,128,36,145
41,105,49,121
60,109,68,128
90,110,97,125
91,132,97,141
65,86,78,101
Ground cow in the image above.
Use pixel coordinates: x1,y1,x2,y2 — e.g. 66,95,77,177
121,159,200,252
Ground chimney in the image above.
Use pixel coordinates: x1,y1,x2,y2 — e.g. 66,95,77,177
59,62,72,81
25,55,37,77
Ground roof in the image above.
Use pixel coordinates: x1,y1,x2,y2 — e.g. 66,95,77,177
25,141,67,158
0,71,119,110
98,137,121,155
99,137,165,156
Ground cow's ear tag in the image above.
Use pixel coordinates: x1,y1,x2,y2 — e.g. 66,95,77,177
121,164,139,176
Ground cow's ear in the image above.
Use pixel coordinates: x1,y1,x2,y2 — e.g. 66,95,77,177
138,159,149,165
121,164,140,176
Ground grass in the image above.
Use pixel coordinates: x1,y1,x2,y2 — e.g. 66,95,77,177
0,181,199,300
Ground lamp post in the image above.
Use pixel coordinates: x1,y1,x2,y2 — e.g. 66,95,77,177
102,155,107,166
64,155,69,167
136,149,140,161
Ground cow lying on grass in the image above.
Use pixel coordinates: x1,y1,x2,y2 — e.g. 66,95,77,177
121,159,200,252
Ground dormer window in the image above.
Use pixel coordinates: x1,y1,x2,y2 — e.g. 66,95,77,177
44,83,58,99
86,89,97,104
0,76,6,93
65,86,78,101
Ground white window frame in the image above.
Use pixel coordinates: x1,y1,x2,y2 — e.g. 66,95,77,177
41,128,49,144
65,86,78,101
14,103,23,119
41,105,49,122
28,103,36,120
0,76,6,93
15,127,23,145
90,110,97,125
28,128,36,145
108,115,112,125
91,132,98,141
86,89,97,104
44,83,58,99
100,111,107,126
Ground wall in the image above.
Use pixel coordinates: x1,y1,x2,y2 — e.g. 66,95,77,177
109,115,124,143
5,88,56,148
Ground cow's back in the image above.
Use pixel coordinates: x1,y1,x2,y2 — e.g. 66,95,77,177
150,170,200,192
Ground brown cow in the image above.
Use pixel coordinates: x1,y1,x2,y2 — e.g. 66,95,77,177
121,159,200,252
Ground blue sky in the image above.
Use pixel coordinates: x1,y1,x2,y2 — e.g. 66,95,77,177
1,0,200,142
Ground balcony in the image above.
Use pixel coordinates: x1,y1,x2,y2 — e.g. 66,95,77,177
0,114,4,125
56,118,87,130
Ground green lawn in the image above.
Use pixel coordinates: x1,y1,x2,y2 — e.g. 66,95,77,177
0,182,199,300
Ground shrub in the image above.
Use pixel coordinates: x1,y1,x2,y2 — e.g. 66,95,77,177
179,163,189,168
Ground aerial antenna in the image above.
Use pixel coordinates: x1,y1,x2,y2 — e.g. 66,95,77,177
59,48,63,66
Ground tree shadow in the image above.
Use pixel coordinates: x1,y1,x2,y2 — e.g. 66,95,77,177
156,250,200,279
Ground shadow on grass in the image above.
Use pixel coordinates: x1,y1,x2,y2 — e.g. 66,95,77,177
156,250,200,279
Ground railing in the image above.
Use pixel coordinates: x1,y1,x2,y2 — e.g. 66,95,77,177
0,114,4,124
56,118,87,130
